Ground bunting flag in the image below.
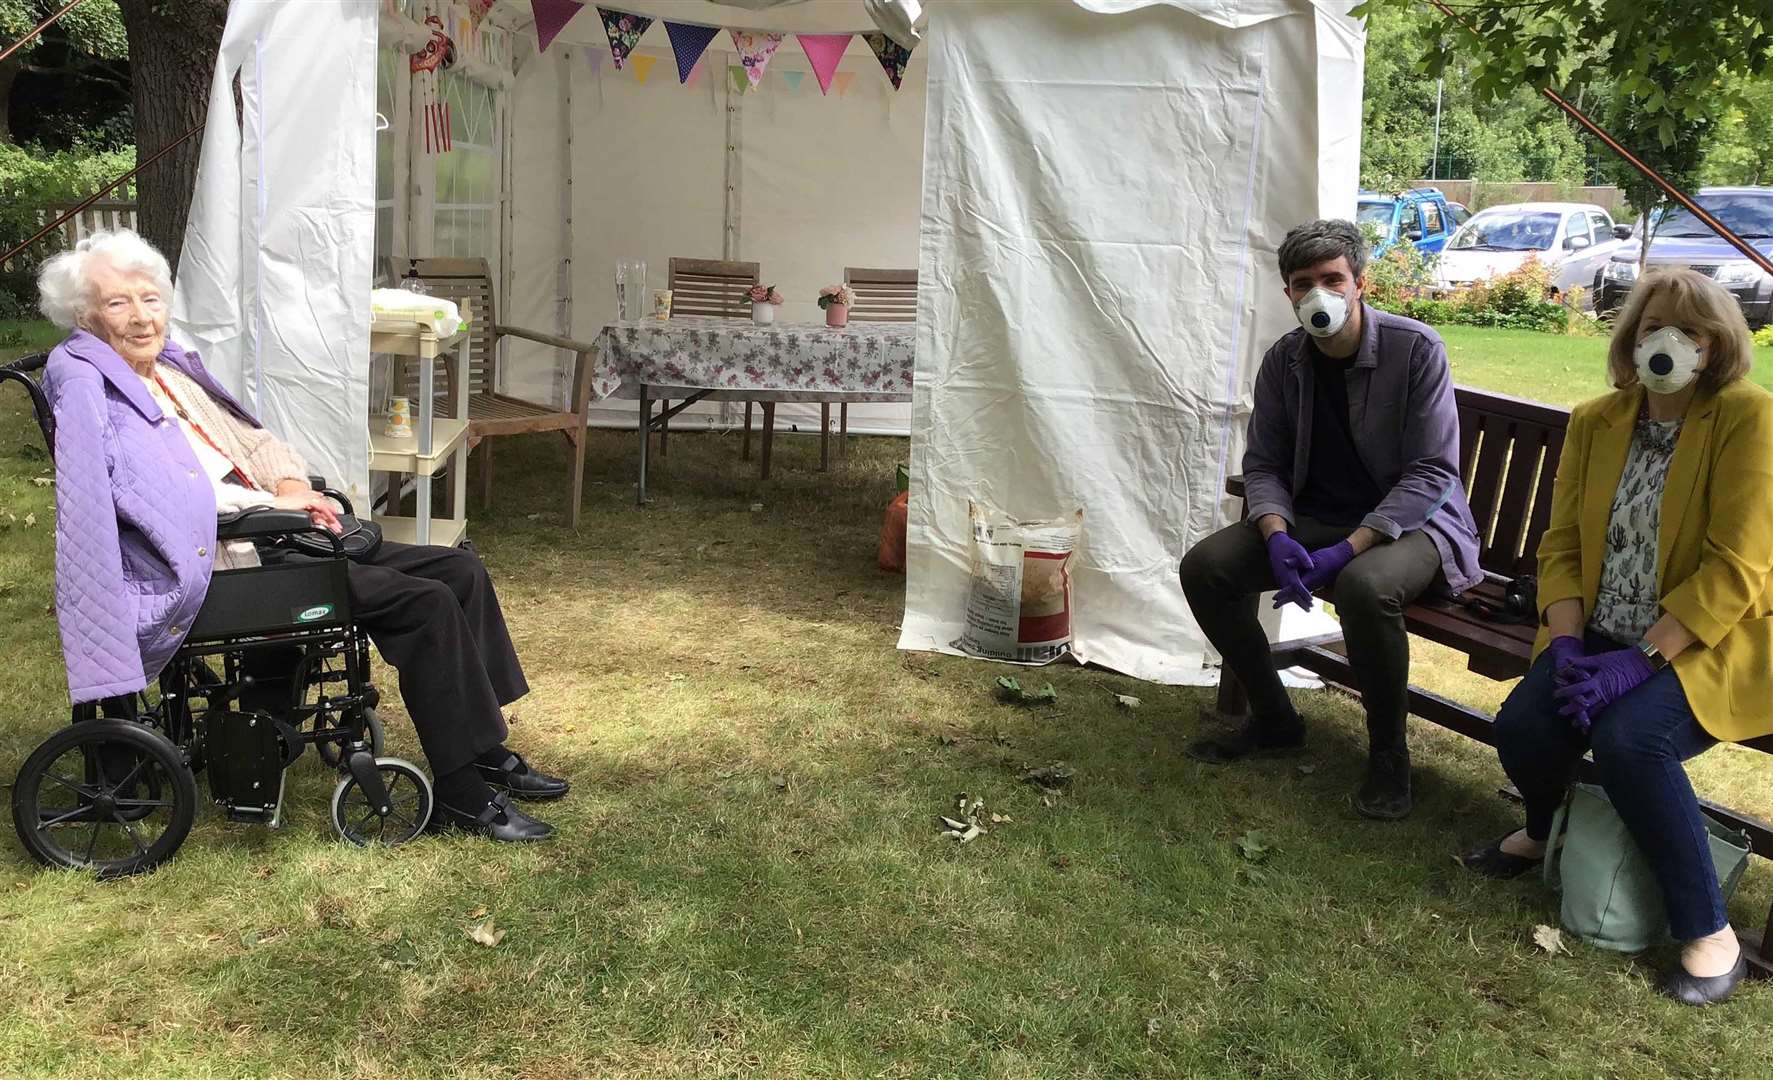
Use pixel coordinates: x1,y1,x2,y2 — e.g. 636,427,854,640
781,70,805,94
728,29,784,90
530,0,584,53
833,70,855,96
729,64,749,94
684,58,704,88
597,7,654,68
664,21,721,85
587,48,603,77
796,33,851,96
862,31,914,90
631,53,657,85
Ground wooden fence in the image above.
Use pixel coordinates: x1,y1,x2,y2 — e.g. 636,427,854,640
1,201,140,272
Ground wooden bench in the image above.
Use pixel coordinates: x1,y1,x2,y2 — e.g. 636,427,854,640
1213,384,1773,976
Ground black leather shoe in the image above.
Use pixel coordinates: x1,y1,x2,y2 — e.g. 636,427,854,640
1458,833,1543,879
434,790,556,842
1353,747,1412,820
1184,719,1306,764
1662,948,1748,1006
475,752,570,801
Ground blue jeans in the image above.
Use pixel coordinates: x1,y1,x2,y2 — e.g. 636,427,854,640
1494,635,1725,940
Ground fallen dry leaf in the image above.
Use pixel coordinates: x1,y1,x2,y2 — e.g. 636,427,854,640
31,477,51,487
467,905,489,919
22,513,35,528
1532,924,1568,956
1115,693,1142,709
770,774,788,791
466,920,506,948
989,813,1012,824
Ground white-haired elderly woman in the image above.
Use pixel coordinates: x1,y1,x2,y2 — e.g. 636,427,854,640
38,229,567,843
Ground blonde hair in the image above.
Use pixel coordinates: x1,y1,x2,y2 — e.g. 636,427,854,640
1607,267,1755,391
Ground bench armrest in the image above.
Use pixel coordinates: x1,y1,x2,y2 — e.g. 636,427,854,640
1225,474,1245,499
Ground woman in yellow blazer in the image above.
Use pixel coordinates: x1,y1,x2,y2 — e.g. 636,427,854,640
1459,268,1773,1006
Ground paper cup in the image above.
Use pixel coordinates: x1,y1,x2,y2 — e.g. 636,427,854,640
653,289,673,320
384,396,413,439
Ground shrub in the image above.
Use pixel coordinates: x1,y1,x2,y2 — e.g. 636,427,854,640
0,142,137,317
1363,242,1439,308
1371,254,1568,334
1754,326,1773,348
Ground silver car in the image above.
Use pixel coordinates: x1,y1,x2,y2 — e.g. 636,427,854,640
1434,202,1626,300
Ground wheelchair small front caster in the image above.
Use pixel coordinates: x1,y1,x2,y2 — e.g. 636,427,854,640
330,756,432,846
314,706,385,769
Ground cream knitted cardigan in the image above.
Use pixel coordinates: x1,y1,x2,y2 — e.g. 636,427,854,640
152,361,311,495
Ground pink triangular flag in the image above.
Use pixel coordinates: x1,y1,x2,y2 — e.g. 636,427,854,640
796,33,852,96
684,57,704,88
531,0,584,53
728,29,784,90
833,70,855,96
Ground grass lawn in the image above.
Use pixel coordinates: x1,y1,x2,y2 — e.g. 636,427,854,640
1439,323,1773,408
3,320,1772,1077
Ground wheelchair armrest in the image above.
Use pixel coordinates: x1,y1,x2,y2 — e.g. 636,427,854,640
216,508,345,556
304,475,354,516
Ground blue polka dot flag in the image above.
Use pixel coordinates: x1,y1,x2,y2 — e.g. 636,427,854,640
664,21,721,85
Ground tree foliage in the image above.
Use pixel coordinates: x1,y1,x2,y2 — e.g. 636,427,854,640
0,0,128,146
1360,2,1587,189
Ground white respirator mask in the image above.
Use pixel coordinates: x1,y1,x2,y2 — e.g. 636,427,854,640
1294,287,1351,339
1633,326,1704,395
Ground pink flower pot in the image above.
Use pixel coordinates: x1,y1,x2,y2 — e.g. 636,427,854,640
825,303,849,328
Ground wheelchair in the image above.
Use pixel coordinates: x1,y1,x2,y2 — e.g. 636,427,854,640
4,352,433,877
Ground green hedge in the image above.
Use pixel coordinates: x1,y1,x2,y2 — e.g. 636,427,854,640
0,143,137,320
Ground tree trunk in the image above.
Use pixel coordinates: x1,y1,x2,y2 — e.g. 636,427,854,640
117,0,226,271
0,57,18,145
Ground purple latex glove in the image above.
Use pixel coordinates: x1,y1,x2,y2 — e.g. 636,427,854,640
1275,540,1357,610
1265,531,1315,613
1545,635,1585,678
1554,647,1655,730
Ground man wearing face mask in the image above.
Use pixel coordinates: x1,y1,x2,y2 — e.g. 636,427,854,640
1178,219,1481,820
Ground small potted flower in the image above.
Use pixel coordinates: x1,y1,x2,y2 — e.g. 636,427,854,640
818,284,854,328
745,284,784,325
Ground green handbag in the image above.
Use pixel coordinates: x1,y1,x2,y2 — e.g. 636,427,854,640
1543,782,1751,953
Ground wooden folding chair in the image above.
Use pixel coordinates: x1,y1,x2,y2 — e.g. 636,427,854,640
403,257,598,528
667,257,764,464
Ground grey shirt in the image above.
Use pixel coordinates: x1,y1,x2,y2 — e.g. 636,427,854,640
1241,305,1483,595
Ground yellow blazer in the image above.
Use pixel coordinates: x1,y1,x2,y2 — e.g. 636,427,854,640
1535,379,1773,742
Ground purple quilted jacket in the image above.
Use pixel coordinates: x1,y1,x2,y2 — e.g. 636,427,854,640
45,331,268,703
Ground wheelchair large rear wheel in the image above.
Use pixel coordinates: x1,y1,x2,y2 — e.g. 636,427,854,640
11,719,197,877
330,756,432,846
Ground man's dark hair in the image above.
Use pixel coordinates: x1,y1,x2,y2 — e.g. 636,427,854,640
1277,219,1367,281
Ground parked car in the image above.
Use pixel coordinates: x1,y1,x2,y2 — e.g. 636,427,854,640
1357,187,1457,256
1598,186,1773,326
1433,202,1625,299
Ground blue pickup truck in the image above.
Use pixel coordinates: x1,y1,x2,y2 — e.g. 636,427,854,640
1358,188,1462,257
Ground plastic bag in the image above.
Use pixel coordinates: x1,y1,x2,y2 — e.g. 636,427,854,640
878,491,909,573
955,503,1083,665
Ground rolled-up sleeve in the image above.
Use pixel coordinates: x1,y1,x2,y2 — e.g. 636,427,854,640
1362,336,1464,540
1242,347,1296,525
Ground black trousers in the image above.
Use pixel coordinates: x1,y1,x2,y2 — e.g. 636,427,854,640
249,541,527,777
1179,517,1442,752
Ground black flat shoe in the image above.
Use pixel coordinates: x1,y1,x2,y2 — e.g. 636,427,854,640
1353,747,1412,820
434,791,556,842
1184,718,1306,764
1662,948,1748,1006
475,752,570,801
1458,834,1543,879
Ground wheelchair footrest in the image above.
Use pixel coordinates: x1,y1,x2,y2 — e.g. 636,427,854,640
201,709,294,825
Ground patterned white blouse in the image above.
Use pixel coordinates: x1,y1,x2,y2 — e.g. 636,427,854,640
1590,414,1683,645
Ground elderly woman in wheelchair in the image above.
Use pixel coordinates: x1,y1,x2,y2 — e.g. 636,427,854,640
7,229,568,875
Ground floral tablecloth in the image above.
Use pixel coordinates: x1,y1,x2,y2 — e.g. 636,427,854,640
591,316,915,401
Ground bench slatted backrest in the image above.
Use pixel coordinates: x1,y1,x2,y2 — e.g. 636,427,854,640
398,257,499,408
668,257,760,319
1454,386,1571,580
844,267,917,323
